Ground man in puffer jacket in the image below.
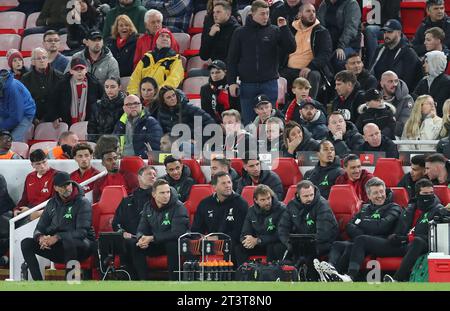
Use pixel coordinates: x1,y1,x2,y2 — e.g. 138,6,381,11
162,155,195,202
327,111,364,158
296,98,328,140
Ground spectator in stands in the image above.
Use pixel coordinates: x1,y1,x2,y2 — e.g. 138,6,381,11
270,0,301,32
400,95,442,151
43,30,69,73
139,77,159,115
143,0,193,33
192,171,248,250
22,47,63,125
0,131,21,159
0,173,14,265
278,180,339,279
413,50,450,115
93,134,120,158
304,140,344,199
295,98,327,140
248,94,284,135
210,155,240,190
281,121,319,157
69,30,120,86
261,117,284,153
221,109,253,158
284,77,324,123
113,94,163,157
50,58,103,127
47,131,80,160
425,153,450,187
204,0,241,22
200,1,240,67
6,49,27,81
67,0,103,52
316,0,361,72
437,100,450,157
21,172,96,281
331,70,364,122
227,0,296,125
359,123,399,158
236,154,284,200
344,53,377,91
27,0,69,35
88,77,125,141
70,142,100,193
201,60,239,124
15,149,58,220
355,88,396,139
379,71,413,138
423,27,450,58
0,69,36,142
335,154,373,203
397,154,427,200
279,3,332,100
106,15,138,77
384,179,449,282
369,19,423,91
131,179,188,280
162,155,195,202
235,184,286,266
103,0,146,38
93,149,137,201
412,0,450,58
326,111,364,158
316,177,401,282
127,28,184,95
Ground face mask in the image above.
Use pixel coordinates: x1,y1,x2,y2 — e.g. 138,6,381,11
417,194,434,211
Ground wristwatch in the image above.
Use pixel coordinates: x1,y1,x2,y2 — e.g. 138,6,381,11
256,238,262,245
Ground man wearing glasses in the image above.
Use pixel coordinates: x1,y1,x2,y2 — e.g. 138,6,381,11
42,30,69,73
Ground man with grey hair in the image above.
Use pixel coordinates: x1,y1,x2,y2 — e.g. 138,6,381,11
134,9,166,64
22,47,63,125
314,177,402,282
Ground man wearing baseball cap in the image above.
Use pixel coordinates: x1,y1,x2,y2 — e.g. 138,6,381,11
21,171,95,281
369,19,423,91
295,98,328,140
248,94,284,132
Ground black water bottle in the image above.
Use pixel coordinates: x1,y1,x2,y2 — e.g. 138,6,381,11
21,262,28,281
182,261,192,281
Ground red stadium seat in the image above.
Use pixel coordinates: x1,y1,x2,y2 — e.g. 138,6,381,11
390,187,409,208
373,158,404,188
92,185,128,236
183,33,202,57
271,157,303,194
182,158,206,184
0,34,21,56
185,184,214,223
25,11,40,29
434,185,450,205
328,185,362,234
283,185,297,205
230,158,244,176
29,141,57,154
182,76,208,99
188,9,207,35
69,121,88,140
34,121,69,140
21,33,44,56
119,156,145,176
187,55,209,72
241,186,256,207
0,11,25,35
400,1,426,39
172,32,190,54
376,257,403,271
11,141,29,158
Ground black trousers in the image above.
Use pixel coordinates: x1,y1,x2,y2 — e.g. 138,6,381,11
130,239,179,281
328,240,354,274
279,67,322,100
234,242,286,267
347,235,428,281
21,237,94,280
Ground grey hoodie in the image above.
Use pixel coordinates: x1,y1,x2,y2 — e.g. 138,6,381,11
425,50,447,88
381,79,413,137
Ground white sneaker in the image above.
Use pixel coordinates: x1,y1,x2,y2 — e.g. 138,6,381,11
313,258,327,282
383,274,396,282
320,261,353,282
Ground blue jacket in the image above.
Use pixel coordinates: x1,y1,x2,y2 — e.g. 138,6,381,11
113,110,163,158
0,73,36,130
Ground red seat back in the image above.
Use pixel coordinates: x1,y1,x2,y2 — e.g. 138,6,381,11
390,187,409,208
434,185,450,205
185,184,214,223
328,185,361,234
182,158,206,184
241,186,256,207
271,157,303,193
93,185,128,237
230,158,244,176
400,2,426,38
373,158,404,188
119,156,145,176
283,185,297,205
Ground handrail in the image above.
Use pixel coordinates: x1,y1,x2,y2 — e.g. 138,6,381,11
393,140,438,145
7,170,107,281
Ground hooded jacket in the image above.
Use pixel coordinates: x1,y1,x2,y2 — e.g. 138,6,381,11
304,157,345,199
327,121,365,158
281,126,320,158
162,165,195,202
412,15,450,57
270,1,301,33
359,135,399,158
335,169,374,203
136,187,189,243
200,15,240,62
112,187,152,235
88,91,126,141
437,136,450,159
113,110,163,158
331,84,365,123
240,198,285,246
285,98,326,124
381,79,413,138
102,0,147,38
346,190,402,239
278,186,339,256
356,101,396,139
0,71,36,130
297,110,328,141
236,169,284,201
191,192,248,244
35,0,68,29
227,15,296,84
397,172,418,201
21,65,63,121
69,47,120,86
400,114,442,151
134,32,180,67
33,182,95,243
357,69,378,91
106,33,138,77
